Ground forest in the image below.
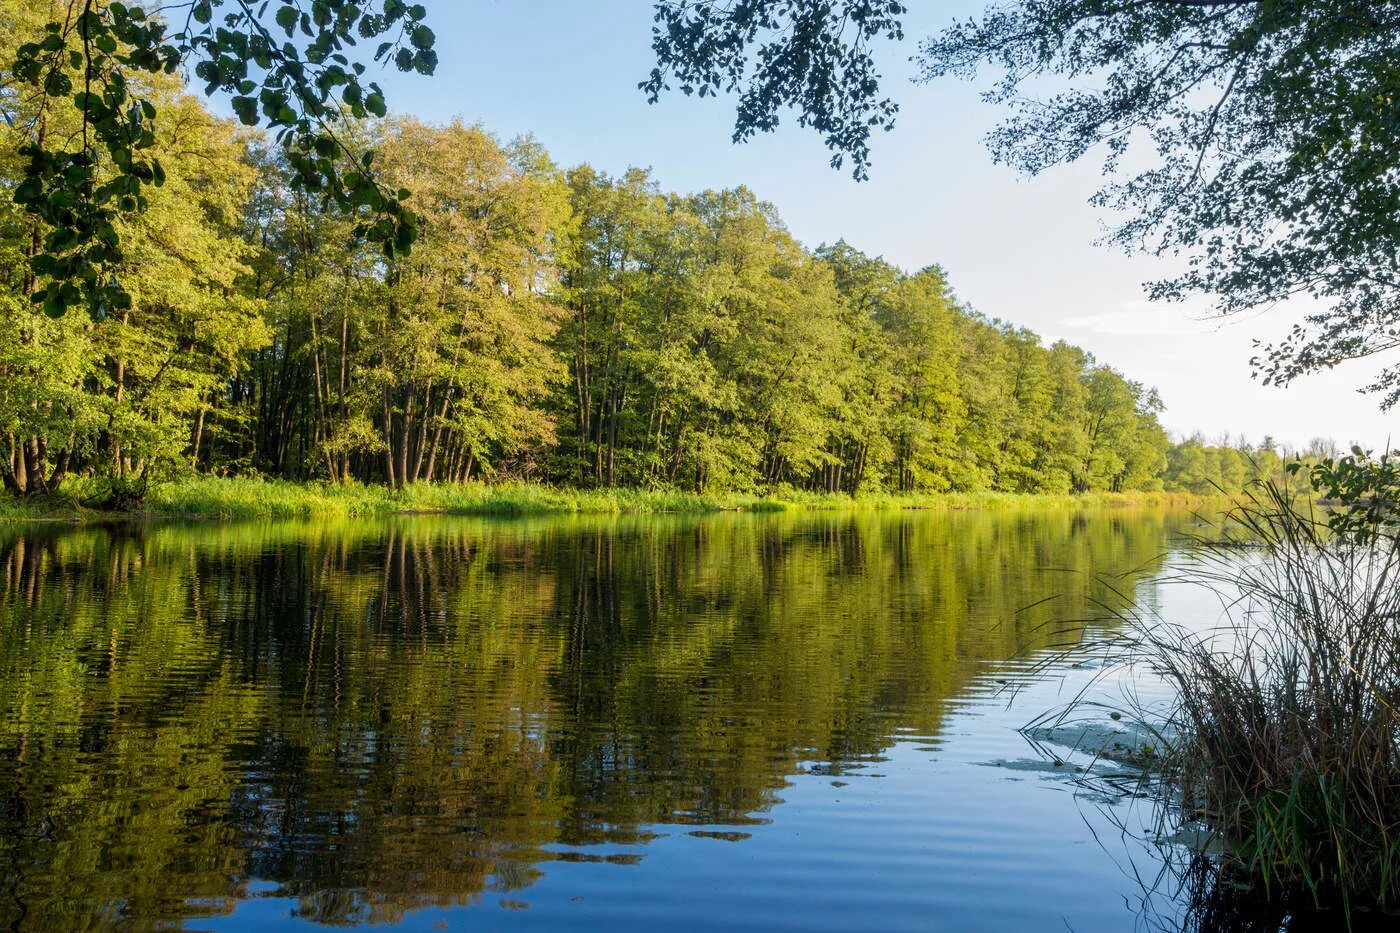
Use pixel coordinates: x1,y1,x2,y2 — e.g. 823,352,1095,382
0,11,1279,502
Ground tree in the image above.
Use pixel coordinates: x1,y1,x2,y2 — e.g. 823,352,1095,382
649,1,1400,406
644,1,907,180
1166,437,1214,495
237,119,570,485
876,267,965,493
1076,364,1141,493
1116,389,1170,492
995,338,1080,494
555,166,678,487
815,242,900,492
97,90,269,486
0,13,267,496
369,120,569,486
6,0,436,318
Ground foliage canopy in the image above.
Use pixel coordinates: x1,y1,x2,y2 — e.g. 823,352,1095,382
644,0,907,179
649,0,1400,404
6,0,435,319
0,0,1302,502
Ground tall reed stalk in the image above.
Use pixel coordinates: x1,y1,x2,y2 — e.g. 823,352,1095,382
1094,481,1400,921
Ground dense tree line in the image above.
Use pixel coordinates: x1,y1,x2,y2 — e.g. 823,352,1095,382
0,14,1274,499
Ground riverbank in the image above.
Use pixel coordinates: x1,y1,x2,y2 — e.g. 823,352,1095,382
0,476,1218,522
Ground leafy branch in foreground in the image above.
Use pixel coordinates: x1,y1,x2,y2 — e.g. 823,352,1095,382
917,0,1400,406
1294,446,1400,545
8,0,436,319
643,1,907,180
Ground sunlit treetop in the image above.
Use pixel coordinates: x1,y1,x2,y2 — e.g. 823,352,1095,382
9,0,437,320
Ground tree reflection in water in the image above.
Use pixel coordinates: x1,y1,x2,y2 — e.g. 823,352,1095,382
0,510,1180,927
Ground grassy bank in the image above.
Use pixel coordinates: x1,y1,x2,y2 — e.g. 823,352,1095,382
3,475,1214,521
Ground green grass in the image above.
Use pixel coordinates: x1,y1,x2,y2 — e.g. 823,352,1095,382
0,475,1216,522
0,491,87,522
145,478,1218,518
0,476,1215,518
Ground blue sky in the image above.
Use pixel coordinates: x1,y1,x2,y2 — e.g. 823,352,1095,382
353,0,1393,449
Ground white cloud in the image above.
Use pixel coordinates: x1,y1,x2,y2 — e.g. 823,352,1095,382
1060,300,1218,337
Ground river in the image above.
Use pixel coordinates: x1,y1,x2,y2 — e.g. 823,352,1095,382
0,508,1219,929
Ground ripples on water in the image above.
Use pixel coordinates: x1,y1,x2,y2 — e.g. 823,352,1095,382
0,509,1215,930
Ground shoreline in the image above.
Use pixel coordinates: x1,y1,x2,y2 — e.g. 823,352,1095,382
0,477,1223,524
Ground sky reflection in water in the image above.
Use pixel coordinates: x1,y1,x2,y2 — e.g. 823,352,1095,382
0,509,1218,930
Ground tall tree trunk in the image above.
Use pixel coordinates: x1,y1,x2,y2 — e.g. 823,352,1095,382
25,436,47,496
191,404,208,470
424,389,454,483
410,382,433,483
667,416,689,486
110,310,131,475
606,379,626,487
398,385,415,488
6,436,26,495
382,387,397,487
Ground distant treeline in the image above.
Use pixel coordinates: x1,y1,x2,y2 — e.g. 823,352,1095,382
0,35,1298,498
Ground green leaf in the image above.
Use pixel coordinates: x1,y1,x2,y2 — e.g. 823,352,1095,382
43,71,72,97
14,177,43,204
231,96,260,125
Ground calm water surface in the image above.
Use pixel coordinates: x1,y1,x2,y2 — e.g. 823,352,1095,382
0,509,1214,930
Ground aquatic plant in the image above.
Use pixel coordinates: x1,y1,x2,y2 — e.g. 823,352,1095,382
1079,477,1400,922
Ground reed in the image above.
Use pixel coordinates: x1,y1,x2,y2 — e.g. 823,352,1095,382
1076,480,1400,920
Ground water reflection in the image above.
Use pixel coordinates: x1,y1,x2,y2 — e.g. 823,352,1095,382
0,510,1184,928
